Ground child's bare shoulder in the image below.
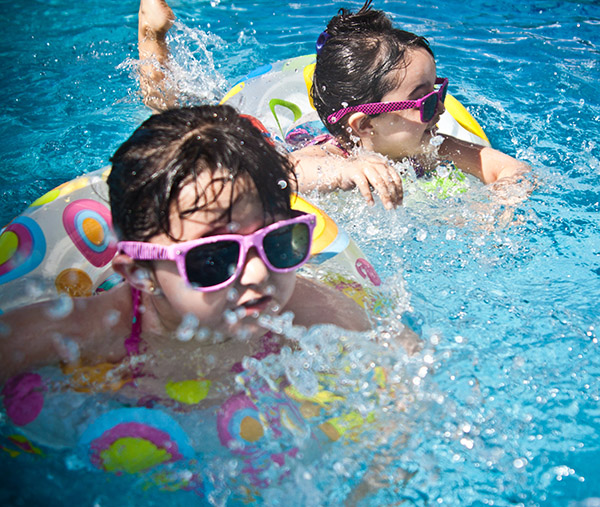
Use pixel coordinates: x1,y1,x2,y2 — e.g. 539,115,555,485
285,276,369,332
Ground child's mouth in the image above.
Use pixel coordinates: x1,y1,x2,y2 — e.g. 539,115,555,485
239,296,272,316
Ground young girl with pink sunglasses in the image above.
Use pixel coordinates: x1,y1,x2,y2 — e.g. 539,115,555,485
0,105,369,389
137,0,529,211
291,0,530,209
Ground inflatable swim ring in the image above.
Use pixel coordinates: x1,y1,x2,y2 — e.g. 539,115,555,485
221,54,491,148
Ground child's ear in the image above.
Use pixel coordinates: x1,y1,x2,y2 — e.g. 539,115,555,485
112,253,157,294
347,112,374,138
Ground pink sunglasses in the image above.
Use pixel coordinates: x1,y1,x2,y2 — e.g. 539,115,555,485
118,212,316,292
327,77,449,125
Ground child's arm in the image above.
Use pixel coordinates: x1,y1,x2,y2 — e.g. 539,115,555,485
436,135,530,184
291,144,404,210
138,0,177,112
0,288,131,384
286,276,371,332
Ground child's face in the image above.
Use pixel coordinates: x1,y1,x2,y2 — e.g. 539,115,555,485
365,47,443,159
148,172,297,339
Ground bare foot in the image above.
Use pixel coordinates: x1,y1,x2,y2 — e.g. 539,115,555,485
139,0,175,39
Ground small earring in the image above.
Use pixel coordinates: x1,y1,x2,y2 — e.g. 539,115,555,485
148,284,156,294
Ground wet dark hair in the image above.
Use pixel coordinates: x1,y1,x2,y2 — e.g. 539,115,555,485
312,0,434,145
109,105,295,242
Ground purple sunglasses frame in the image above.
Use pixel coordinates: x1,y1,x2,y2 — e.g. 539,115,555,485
118,212,316,292
327,77,449,125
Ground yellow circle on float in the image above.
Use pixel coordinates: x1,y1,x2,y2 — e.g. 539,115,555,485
54,268,93,297
165,379,211,405
100,437,171,474
239,415,264,442
29,188,61,207
0,231,19,266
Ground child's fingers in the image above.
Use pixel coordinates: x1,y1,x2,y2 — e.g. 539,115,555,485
384,165,403,206
363,165,396,209
374,164,402,207
369,162,403,209
360,157,403,207
352,173,376,206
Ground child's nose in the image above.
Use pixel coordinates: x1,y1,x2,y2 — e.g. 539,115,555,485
238,247,270,286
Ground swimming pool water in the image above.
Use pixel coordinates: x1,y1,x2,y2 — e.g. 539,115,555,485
1,0,599,505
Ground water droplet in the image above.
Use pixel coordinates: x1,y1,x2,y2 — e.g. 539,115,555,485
513,458,527,469
103,309,121,328
65,454,86,471
429,134,444,147
195,328,211,342
223,309,239,325
227,221,240,233
460,437,474,449
176,313,199,341
45,295,74,320
131,269,152,285
436,164,450,178
52,333,80,363
226,287,239,302
25,280,44,299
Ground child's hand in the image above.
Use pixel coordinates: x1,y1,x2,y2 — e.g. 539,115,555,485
292,147,403,209
337,154,403,209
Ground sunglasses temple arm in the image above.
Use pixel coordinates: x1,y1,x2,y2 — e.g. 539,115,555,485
119,242,172,261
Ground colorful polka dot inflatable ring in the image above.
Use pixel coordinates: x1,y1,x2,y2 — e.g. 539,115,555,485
0,168,120,314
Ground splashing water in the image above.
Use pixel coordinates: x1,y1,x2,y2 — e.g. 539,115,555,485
1,0,600,505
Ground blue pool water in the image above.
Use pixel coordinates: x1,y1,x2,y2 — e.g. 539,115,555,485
1,0,600,505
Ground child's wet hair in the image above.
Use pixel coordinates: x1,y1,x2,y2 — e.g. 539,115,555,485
109,105,295,242
312,0,434,145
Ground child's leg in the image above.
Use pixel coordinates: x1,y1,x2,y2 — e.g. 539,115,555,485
138,0,176,112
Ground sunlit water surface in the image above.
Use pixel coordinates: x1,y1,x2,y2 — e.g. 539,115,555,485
1,0,599,505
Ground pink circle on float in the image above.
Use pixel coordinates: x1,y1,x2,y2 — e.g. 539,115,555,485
62,199,117,267
1,373,47,426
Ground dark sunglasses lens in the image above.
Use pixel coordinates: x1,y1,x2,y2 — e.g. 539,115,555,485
185,241,240,288
263,223,310,269
440,82,448,102
423,94,438,122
